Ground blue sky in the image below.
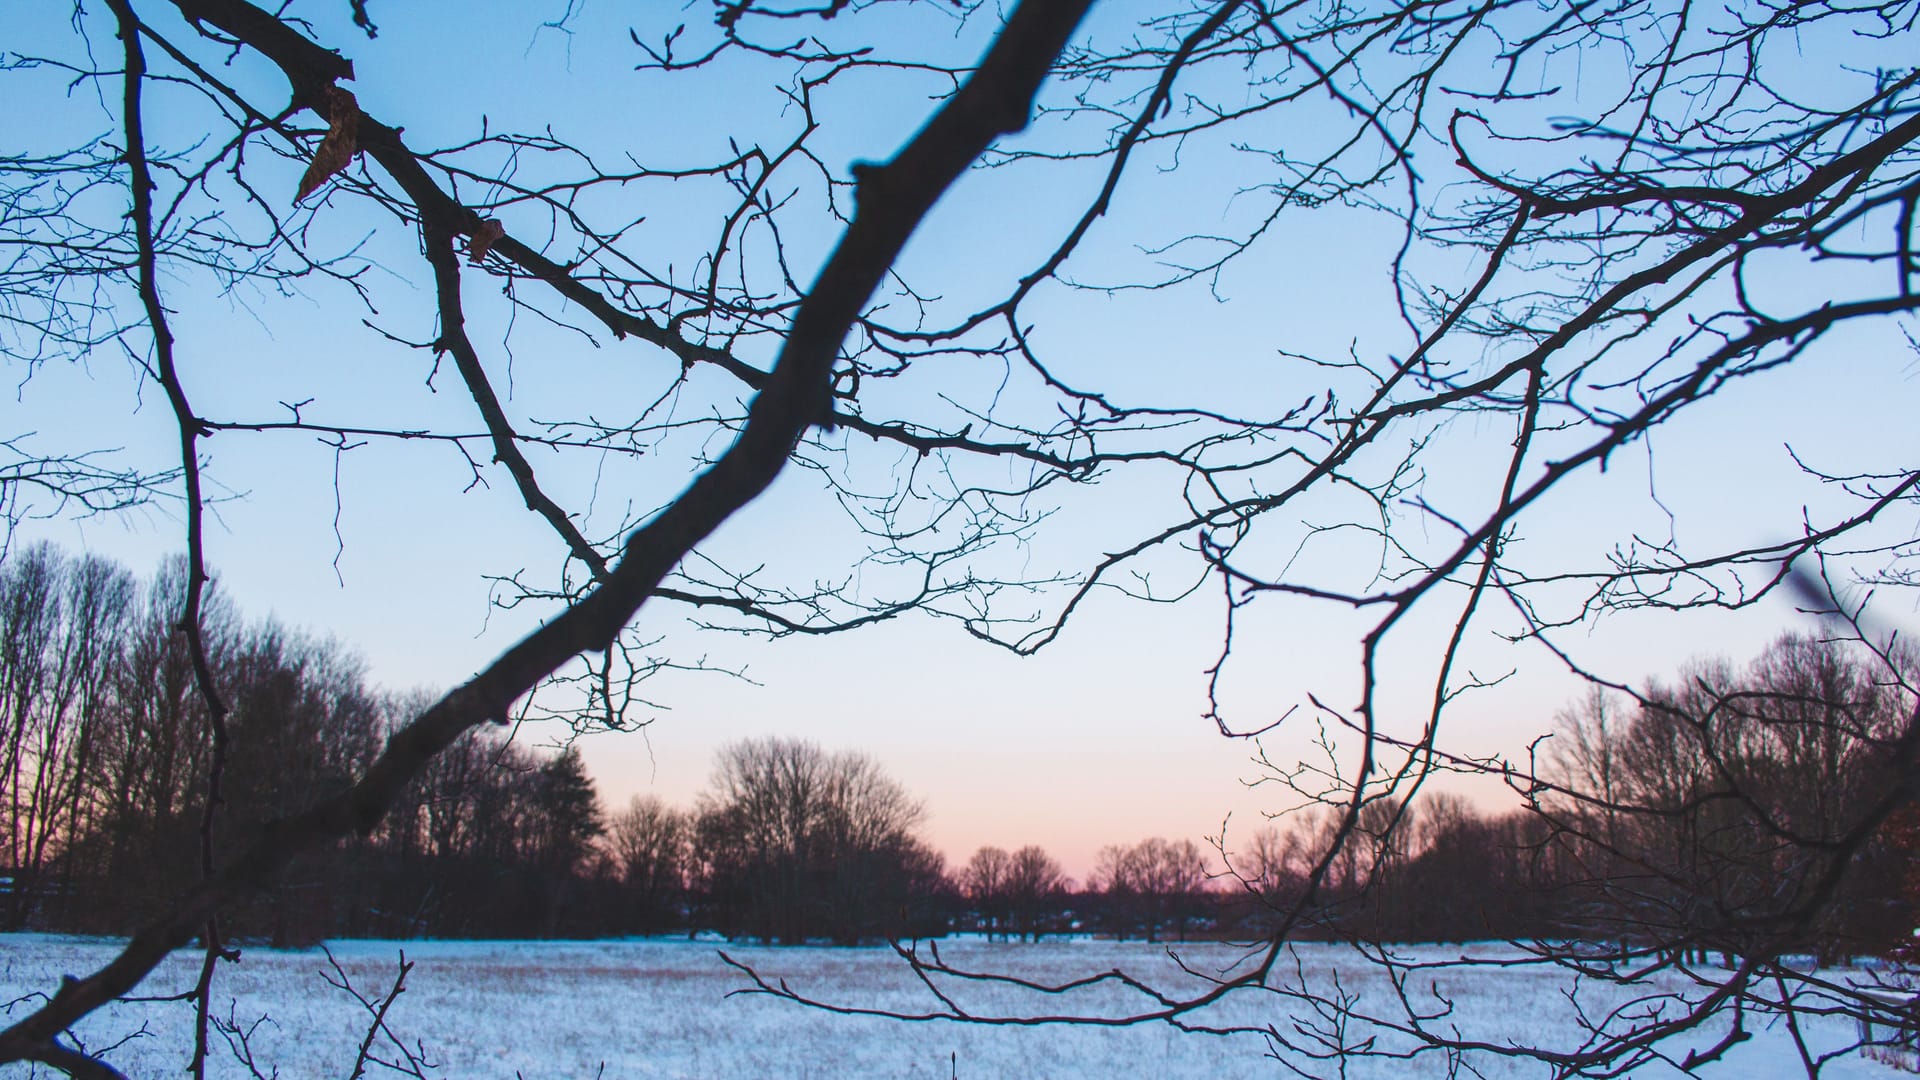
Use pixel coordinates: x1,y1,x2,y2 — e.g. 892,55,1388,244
6,0,1916,878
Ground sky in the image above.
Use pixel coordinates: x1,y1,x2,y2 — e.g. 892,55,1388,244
5,0,1917,882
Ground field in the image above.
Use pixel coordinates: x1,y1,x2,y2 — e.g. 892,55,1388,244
0,934,1909,1078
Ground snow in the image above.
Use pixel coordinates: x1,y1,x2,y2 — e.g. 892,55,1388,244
0,934,1909,1077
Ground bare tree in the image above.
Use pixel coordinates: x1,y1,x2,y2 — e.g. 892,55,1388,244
5,0,1920,1074
1228,824,1311,917
1543,634,1919,968
608,794,691,933
961,845,1013,940
669,0,1920,1071
0,0,1096,1071
695,736,936,944
0,544,134,928
1003,845,1067,943
1090,837,1211,943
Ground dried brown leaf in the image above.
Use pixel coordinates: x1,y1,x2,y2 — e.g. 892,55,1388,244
295,86,360,203
467,219,506,264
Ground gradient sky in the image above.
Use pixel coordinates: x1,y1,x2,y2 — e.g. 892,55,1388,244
6,0,1914,882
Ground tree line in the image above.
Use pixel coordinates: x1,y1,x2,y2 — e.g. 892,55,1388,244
6,543,1914,953
0,534,1294,945
0,543,1151,944
1218,632,1920,966
0,543,613,942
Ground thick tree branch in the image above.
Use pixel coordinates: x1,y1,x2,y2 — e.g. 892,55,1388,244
0,0,1093,1065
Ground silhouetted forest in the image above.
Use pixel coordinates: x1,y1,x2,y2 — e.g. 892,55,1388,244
5,543,1914,953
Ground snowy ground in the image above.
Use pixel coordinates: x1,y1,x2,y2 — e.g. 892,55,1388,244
0,934,1911,1078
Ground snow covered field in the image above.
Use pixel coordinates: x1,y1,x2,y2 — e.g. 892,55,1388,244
0,934,1909,1078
